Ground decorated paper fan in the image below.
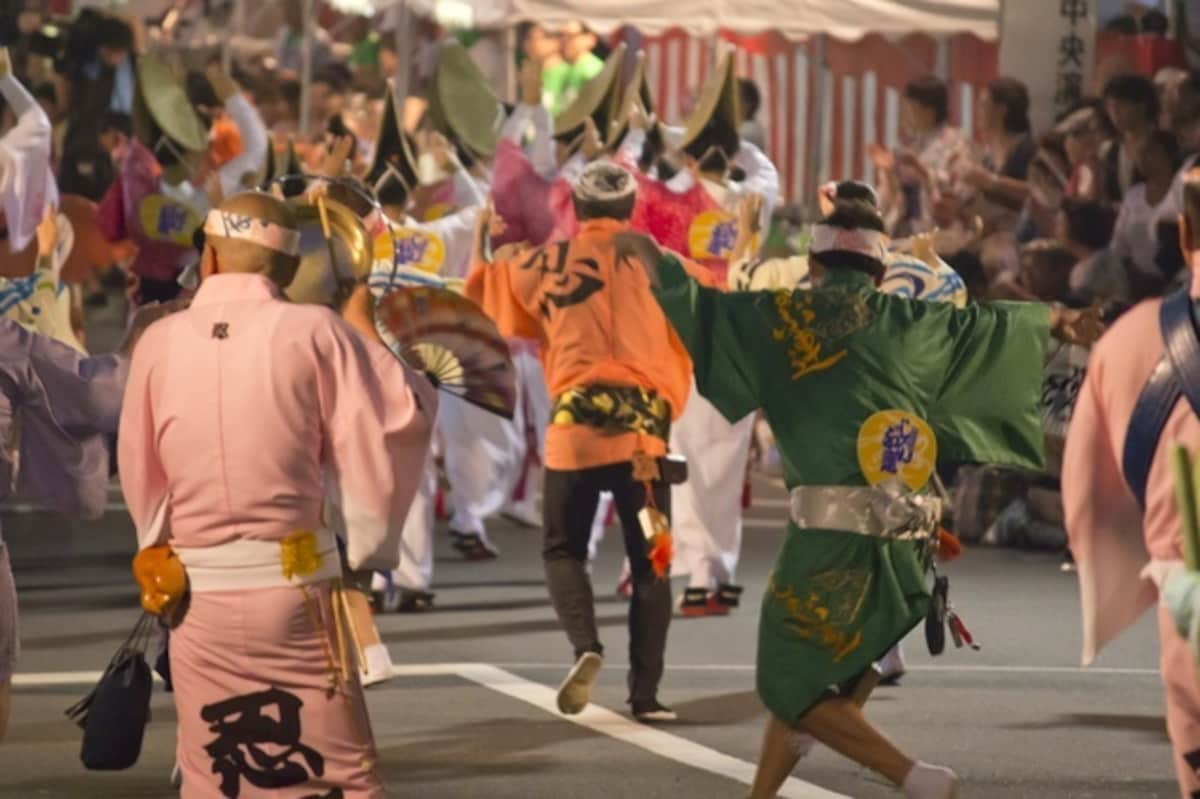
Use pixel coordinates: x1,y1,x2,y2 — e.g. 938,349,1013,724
374,286,517,419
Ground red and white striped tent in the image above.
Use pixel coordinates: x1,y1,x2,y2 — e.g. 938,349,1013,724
411,0,1003,204
627,29,998,204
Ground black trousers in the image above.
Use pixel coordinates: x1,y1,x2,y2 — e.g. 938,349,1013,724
543,462,672,704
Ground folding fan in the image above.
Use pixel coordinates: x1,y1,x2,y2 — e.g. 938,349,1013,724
374,286,517,420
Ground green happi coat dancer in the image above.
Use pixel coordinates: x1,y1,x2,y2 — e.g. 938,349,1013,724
615,199,1099,799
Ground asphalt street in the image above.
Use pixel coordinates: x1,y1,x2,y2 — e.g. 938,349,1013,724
0,472,1172,799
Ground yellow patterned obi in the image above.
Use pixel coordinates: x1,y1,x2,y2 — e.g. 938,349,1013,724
551,384,671,442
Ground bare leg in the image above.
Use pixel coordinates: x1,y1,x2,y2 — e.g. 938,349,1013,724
749,714,810,798
798,696,914,785
0,679,9,743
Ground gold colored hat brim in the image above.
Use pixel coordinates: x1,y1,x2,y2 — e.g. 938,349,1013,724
433,41,505,159
681,50,740,152
133,53,209,154
554,43,627,140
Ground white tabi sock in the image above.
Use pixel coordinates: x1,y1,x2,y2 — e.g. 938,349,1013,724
902,761,959,799
362,643,394,678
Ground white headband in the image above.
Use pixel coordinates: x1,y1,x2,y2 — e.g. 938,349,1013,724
809,224,888,262
204,210,301,256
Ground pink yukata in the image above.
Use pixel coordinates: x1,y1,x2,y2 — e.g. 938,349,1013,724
119,272,435,799
1063,256,1200,798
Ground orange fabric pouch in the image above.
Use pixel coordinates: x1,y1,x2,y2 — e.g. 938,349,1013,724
132,546,188,618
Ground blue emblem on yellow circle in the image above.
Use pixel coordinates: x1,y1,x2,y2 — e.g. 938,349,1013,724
856,410,937,491
138,195,202,247
373,228,445,274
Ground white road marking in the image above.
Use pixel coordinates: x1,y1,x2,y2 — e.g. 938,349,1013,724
485,662,1160,677
448,663,849,799
12,662,850,799
11,662,1160,686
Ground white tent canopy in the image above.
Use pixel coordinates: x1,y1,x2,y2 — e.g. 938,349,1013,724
399,0,1001,40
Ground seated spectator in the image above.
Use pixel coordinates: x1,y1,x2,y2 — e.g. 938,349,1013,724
1057,197,1128,307
871,74,972,237
1111,128,1181,297
964,77,1035,213
1101,73,1158,199
992,239,1076,302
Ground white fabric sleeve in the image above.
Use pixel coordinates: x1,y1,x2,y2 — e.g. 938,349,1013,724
500,104,534,144
528,105,556,180
217,93,270,198
449,167,486,210
557,152,587,186
423,206,481,280
617,128,647,169
0,73,57,254
735,141,781,227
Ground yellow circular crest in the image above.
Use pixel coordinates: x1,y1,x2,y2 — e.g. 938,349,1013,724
137,195,202,246
373,227,446,274
856,410,937,491
687,210,740,261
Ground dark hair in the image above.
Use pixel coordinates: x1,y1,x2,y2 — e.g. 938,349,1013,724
834,181,879,207
1104,15,1139,34
1103,73,1159,122
1143,10,1169,36
376,178,409,208
684,119,738,174
986,77,1031,134
95,16,133,52
99,111,132,137
312,64,352,93
903,75,949,125
572,192,636,222
187,71,221,109
1060,198,1116,250
738,78,761,121
809,200,887,279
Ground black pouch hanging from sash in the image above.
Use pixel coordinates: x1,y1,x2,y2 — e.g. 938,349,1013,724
65,612,155,770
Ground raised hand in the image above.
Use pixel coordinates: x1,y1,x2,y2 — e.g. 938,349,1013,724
35,206,57,259
519,58,542,107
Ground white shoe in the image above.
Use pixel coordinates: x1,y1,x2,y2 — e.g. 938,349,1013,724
903,761,959,799
556,652,603,715
360,643,396,687
879,643,906,685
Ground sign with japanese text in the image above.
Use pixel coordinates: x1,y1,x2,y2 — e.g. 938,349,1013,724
999,0,1098,134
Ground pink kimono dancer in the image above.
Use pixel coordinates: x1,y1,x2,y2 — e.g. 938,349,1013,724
170,580,383,799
